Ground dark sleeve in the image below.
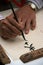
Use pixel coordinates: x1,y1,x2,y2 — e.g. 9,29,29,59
0,0,10,11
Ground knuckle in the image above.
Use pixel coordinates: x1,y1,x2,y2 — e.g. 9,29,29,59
1,36,9,40
6,15,11,20
1,19,4,23
20,25,24,30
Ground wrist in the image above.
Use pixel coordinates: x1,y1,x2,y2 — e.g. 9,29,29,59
25,2,38,12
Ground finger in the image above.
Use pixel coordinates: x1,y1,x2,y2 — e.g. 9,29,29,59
25,19,31,34
1,30,17,39
6,15,26,31
6,16,22,30
2,19,21,35
31,16,36,30
1,27,12,38
1,24,17,38
18,16,27,30
1,28,17,39
2,24,17,36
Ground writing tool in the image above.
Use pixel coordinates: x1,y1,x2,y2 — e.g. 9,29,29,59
8,0,26,41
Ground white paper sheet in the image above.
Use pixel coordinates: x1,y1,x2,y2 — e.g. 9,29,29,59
0,9,43,61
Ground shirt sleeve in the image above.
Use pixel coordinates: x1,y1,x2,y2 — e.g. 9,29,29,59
26,0,43,9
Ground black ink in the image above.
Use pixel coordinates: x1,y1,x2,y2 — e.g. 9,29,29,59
25,42,28,45
24,43,35,51
29,44,35,51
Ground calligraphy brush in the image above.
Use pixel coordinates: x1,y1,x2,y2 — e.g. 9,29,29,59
8,0,26,41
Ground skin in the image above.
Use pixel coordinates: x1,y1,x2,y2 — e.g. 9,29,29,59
0,5,36,39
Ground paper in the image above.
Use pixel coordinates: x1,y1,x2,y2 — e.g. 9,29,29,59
0,9,43,61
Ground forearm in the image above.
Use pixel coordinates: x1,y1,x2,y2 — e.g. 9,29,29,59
26,0,43,9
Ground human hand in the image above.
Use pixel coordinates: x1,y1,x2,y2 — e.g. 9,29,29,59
0,18,21,39
15,5,36,34
0,5,36,39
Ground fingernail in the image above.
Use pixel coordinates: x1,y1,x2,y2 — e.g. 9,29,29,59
31,25,35,30
25,31,29,34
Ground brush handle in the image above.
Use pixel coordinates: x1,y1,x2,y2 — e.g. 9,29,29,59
20,48,43,63
8,1,18,22
8,1,26,41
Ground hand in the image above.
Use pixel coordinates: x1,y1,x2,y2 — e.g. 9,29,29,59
15,5,36,34
0,5,36,39
0,18,21,39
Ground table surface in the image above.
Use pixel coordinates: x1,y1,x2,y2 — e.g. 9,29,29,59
0,9,43,61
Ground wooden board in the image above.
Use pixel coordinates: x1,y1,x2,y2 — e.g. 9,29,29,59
20,48,43,63
0,45,11,64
